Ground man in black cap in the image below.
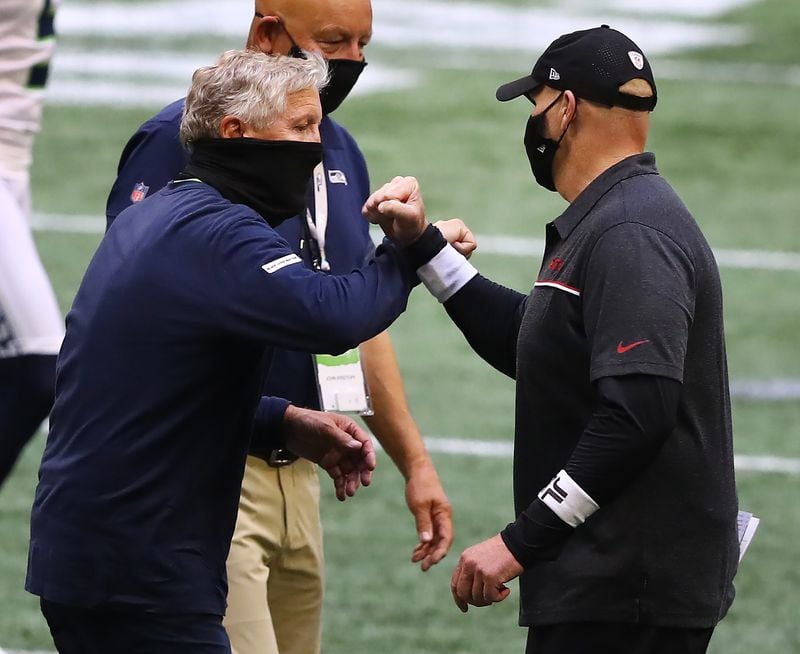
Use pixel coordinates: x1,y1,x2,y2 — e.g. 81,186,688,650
364,24,739,654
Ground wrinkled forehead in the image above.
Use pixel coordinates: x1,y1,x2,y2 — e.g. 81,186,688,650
262,0,372,33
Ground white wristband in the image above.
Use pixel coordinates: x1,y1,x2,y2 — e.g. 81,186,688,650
538,469,600,528
416,244,478,303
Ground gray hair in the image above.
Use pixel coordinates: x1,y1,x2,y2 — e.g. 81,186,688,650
179,49,328,146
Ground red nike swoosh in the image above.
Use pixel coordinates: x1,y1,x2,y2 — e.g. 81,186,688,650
616,339,650,354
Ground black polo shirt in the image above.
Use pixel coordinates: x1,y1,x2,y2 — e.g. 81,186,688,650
511,152,738,627
443,153,739,629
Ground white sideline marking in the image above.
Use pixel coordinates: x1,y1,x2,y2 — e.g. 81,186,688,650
432,52,800,88
57,0,749,49
45,0,790,108
32,213,105,234
733,455,800,475
420,437,800,475
731,379,800,400
48,54,418,108
33,215,800,274
474,235,800,272
656,59,800,88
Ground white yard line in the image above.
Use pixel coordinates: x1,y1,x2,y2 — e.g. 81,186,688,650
34,214,800,274
32,213,105,234
56,0,751,50
47,55,418,108
44,0,796,108
730,379,800,400
476,235,800,272
420,437,800,475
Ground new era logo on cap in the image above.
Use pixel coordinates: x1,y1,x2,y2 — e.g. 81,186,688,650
549,67,561,81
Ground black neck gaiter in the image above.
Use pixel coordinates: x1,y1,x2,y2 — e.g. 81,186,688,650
183,137,323,226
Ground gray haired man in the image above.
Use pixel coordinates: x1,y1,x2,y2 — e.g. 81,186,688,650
27,50,457,654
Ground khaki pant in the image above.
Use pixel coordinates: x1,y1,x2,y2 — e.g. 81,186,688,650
224,456,323,654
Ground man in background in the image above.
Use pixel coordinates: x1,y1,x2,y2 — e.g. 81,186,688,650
0,0,63,489
105,2,453,653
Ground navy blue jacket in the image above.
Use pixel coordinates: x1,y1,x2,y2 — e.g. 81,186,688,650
26,180,415,614
106,99,375,410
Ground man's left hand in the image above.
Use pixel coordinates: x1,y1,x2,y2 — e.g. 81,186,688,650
406,460,453,571
281,405,377,501
450,534,524,613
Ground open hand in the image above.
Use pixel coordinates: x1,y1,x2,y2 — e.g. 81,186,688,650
406,460,454,571
281,405,376,501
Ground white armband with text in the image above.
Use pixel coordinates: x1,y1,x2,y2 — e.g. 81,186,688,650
416,244,478,303
538,469,600,528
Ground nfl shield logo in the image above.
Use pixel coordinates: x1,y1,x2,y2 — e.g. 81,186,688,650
130,181,149,203
628,51,644,71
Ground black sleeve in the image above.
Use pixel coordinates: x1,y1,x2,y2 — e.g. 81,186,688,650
565,374,681,504
501,373,681,567
248,396,292,455
443,275,527,379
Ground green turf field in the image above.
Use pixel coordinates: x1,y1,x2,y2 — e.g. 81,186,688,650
1,0,798,651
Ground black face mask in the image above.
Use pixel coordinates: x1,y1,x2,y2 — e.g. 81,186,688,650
320,59,367,115
272,17,367,116
184,138,322,226
524,92,568,192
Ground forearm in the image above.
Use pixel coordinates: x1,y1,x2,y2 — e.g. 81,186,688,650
405,225,524,379
360,330,429,478
502,374,681,567
444,275,526,379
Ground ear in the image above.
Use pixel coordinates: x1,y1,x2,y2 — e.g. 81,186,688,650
219,116,245,139
560,91,577,129
249,14,282,54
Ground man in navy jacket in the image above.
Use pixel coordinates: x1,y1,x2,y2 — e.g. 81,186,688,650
26,50,461,653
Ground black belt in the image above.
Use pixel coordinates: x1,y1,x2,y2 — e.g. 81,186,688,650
266,448,299,468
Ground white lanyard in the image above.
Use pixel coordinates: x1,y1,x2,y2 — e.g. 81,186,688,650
306,162,330,272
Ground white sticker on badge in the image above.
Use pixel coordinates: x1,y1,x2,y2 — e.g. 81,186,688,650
314,348,373,415
262,254,302,274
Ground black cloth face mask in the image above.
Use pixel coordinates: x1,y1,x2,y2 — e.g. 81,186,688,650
183,138,323,227
257,14,367,116
320,59,367,115
524,91,569,192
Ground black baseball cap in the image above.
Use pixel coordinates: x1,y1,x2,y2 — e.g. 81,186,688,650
496,25,657,111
